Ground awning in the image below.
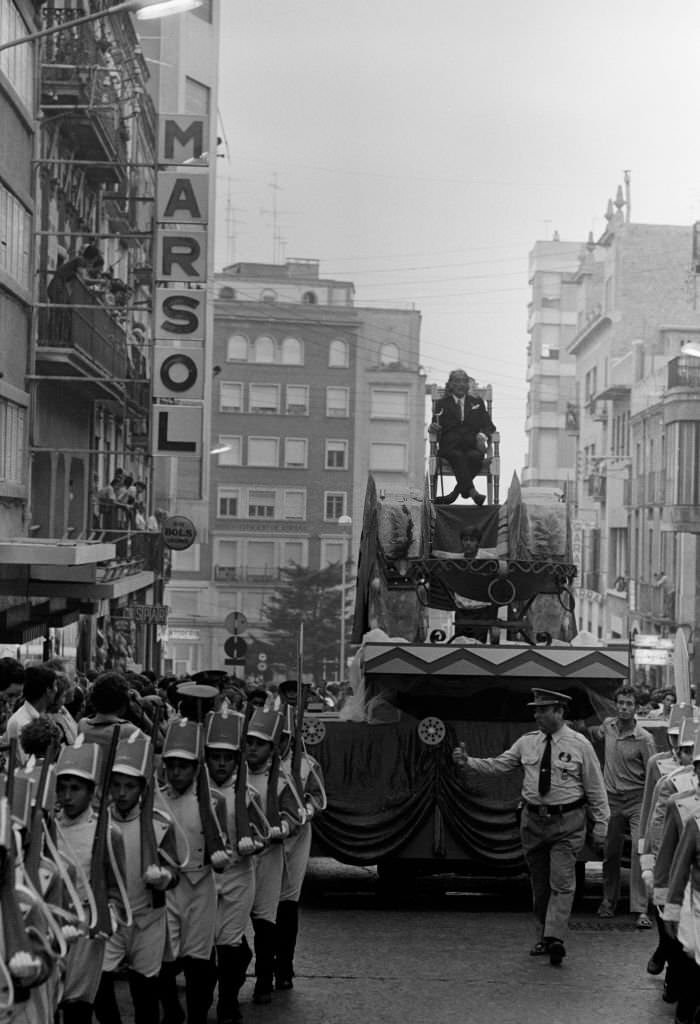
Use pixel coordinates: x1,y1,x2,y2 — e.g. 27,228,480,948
0,537,115,566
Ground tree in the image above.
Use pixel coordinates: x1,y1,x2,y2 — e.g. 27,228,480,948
262,562,354,684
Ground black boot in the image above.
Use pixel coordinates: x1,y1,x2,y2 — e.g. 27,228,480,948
274,900,299,989
94,971,121,1024
158,959,185,1024
215,941,252,1024
183,956,217,1024
61,1002,94,1024
252,918,276,1004
127,971,161,1024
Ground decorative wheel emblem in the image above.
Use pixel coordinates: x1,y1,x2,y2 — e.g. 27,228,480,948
417,716,446,746
302,719,326,745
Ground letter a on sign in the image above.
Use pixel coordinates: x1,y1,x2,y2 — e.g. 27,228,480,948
157,172,209,224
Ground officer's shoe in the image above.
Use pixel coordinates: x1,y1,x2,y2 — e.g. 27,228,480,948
253,982,273,1005
275,976,294,990
647,950,665,975
546,939,566,966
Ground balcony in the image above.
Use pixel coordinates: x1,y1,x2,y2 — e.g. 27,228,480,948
668,356,700,390
40,8,128,180
36,277,148,408
214,565,281,583
636,581,675,623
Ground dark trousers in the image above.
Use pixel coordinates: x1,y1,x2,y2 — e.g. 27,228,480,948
439,445,484,497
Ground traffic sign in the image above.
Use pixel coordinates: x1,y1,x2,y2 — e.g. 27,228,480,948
224,611,247,633
224,635,247,659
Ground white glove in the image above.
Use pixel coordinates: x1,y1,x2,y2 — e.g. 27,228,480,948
304,802,315,821
237,837,256,856
61,924,82,943
269,825,284,843
476,432,488,453
210,849,232,872
144,864,172,891
452,744,468,768
8,952,42,984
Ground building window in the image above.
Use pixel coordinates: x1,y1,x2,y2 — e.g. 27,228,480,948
226,334,248,361
541,344,560,359
217,488,239,518
284,438,308,468
215,539,239,576
185,76,210,115
379,342,400,366
0,1,34,108
218,285,235,299
326,387,349,417
329,339,348,367
0,184,31,290
0,396,26,486
172,545,200,573
241,589,267,620
370,388,408,419
281,337,303,364
370,442,407,472
324,492,346,520
286,385,309,414
321,539,344,567
249,384,279,413
253,335,275,362
325,440,348,469
216,436,241,466
219,382,243,412
260,289,277,303
246,540,275,577
282,539,306,566
283,489,306,519
167,589,200,616
248,490,276,519
247,437,279,467
302,291,317,304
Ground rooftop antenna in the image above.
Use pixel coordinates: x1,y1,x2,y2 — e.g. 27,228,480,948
623,169,631,222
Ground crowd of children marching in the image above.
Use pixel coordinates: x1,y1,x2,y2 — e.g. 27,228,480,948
0,663,324,1024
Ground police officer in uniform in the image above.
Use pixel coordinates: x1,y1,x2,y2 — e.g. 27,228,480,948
452,688,609,965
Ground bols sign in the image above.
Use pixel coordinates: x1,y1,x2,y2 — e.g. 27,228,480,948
152,115,209,458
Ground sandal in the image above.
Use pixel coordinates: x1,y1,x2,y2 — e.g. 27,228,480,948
636,913,653,930
529,941,549,956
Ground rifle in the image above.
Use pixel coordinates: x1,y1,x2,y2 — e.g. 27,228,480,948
291,626,305,799
24,739,60,890
0,740,42,995
234,704,253,847
89,724,120,936
140,706,162,876
196,759,228,862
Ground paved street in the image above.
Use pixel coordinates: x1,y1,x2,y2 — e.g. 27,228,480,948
114,859,674,1024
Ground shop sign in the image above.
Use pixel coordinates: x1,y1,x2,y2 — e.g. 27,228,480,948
162,515,196,551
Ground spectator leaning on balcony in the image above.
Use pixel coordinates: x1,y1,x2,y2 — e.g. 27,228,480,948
47,244,104,342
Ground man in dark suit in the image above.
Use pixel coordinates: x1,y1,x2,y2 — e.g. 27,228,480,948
433,369,496,505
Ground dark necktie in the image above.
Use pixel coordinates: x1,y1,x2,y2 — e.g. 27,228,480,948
538,734,552,797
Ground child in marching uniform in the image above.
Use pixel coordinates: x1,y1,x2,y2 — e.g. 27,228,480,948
243,708,305,1006
94,730,179,1024
54,739,126,1024
158,718,232,1024
204,708,270,1024
275,682,327,990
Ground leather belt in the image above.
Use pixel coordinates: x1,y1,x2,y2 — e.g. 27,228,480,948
523,797,586,817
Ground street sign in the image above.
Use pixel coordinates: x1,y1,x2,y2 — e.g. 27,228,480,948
127,605,169,625
224,611,247,633
162,514,196,551
224,635,247,659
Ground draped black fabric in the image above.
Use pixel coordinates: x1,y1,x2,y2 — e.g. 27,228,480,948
310,719,528,872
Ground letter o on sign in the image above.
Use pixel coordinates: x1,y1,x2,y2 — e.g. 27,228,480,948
162,514,196,551
160,353,198,393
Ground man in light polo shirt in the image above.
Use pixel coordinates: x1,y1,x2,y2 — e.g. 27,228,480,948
4,664,57,764
588,685,657,928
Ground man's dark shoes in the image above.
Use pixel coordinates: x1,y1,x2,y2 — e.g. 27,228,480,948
468,488,486,506
253,982,272,1004
275,976,293,990
529,940,549,956
435,486,459,506
547,939,566,966
647,951,665,975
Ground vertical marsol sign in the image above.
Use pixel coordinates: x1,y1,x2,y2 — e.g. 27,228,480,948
152,114,209,459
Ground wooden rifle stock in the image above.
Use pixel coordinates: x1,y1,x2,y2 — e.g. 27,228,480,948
0,741,37,983
140,706,162,874
24,739,59,889
90,725,120,936
234,705,253,844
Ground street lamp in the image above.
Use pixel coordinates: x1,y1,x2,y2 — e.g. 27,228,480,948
0,0,202,53
338,514,352,681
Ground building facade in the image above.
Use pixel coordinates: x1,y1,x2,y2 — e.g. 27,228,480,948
163,259,425,677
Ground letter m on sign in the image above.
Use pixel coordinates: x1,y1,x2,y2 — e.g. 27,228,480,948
158,115,209,165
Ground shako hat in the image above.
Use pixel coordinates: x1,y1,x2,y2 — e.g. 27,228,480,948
246,708,283,746
205,707,244,750
112,729,151,778
527,688,572,707
667,702,694,735
0,772,35,829
162,718,202,762
55,737,100,782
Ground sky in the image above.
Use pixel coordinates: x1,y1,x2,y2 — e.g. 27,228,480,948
214,0,700,485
